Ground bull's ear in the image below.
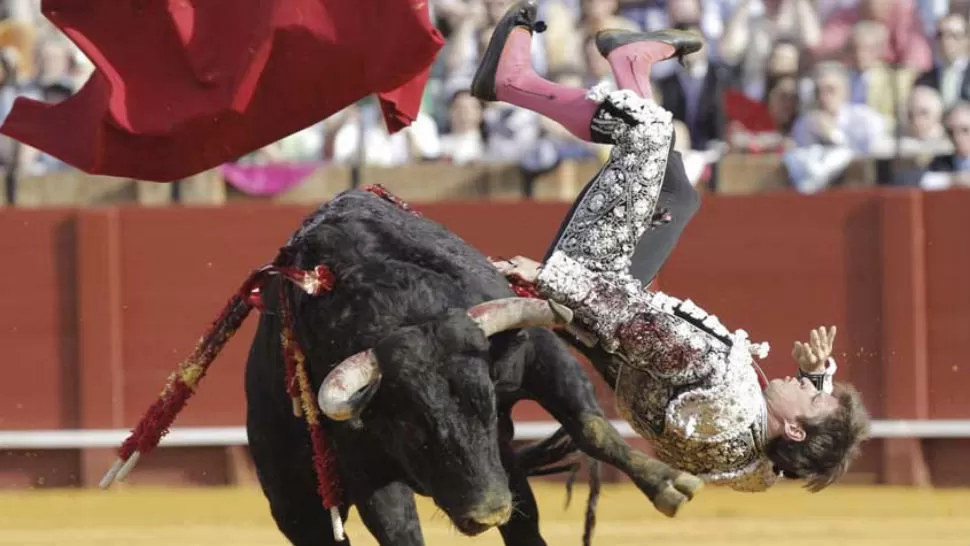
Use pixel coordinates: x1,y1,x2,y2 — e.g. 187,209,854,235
435,310,492,353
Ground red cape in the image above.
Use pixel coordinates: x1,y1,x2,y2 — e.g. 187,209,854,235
0,0,443,182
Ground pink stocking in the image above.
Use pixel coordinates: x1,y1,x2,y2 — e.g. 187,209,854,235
494,29,598,142
605,41,676,100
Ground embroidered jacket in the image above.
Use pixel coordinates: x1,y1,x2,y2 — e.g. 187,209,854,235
536,84,778,491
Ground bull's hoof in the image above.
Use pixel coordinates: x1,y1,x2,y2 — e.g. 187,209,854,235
673,472,704,500
652,484,689,517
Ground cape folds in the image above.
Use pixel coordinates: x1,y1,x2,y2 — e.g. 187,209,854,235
0,0,444,181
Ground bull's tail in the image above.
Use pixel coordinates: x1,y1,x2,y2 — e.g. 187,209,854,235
516,427,601,546
518,426,578,473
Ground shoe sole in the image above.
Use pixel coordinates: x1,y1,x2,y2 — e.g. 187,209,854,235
595,29,703,62
470,0,538,102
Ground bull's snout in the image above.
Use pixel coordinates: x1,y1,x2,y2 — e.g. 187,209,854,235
455,490,514,535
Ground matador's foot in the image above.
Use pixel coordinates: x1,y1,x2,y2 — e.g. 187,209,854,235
595,28,703,67
470,0,542,102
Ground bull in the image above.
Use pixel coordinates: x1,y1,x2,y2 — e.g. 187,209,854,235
239,187,701,545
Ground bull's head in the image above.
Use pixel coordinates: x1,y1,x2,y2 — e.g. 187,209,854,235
317,297,572,535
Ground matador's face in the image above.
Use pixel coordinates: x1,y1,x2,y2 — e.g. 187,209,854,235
764,377,839,441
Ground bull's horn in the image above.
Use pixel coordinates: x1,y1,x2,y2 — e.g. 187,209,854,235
467,297,574,337
318,349,382,421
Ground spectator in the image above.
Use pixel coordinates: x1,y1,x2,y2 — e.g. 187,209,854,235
791,62,888,152
540,0,586,71
767,38,800,78
816,0,933,73
331,101,441,167
582,35,614,88
431,0,480,32
482,100,541,163
34,38,75,90
904,85,954,158
656,24,729,152
762,39,814,104
0,45,38,122
785,63,887,193
439,89,487,164
247,122,327,164
577,0,640,40
766,74,802,138
727,74,801,152
720,0,821,100
0,18,34,79
872,84,954,160
914,12,970,108
544,0,639,74
624,0,728,46
917,0,970,37
815,0,861,22
845,21,916,129
904,85,950,142
646,0,714,81
1,0,42,27
919,100,970,188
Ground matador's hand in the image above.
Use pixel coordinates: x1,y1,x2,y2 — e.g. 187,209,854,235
792,325,836,374
490,255,542,283
491,255,598,347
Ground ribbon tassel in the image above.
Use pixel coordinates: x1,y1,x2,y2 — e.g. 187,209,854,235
96,186,446,542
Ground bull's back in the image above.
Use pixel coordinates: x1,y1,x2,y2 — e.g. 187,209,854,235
283,190,516,346
298,190,510,300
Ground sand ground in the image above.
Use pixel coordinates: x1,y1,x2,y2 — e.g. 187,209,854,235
0,482,967,545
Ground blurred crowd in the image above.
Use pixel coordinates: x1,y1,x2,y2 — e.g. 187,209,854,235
3,0,970,193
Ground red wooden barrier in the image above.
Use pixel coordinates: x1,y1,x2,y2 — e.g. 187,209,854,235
0,189,968,489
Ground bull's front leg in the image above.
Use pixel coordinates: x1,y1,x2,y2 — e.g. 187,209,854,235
354,481,425,546
495,411,547,546
518,328,703,517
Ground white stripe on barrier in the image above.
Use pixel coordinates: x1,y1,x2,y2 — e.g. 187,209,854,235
1,420,969,450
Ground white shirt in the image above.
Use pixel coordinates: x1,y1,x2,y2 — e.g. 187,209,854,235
439,131,485,165
939,57,968,107
790,104,888,153
333,110,441,167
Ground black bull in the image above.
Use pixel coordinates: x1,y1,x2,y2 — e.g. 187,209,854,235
245,189,701,546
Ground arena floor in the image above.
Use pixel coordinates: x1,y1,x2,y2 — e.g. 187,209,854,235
0,482,967,546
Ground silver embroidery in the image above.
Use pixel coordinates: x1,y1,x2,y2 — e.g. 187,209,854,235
548,88,673,276
540,258,776,491
534,88,775,491
616,297,776,492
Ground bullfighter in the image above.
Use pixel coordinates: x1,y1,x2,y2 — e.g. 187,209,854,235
477,0,871,496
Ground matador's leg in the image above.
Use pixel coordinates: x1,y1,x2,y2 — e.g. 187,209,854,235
472,6,702,284
540,87,678,278
593,29,705,284
471,20,700,283
627,147,700,285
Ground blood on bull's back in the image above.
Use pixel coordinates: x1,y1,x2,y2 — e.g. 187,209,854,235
291,190,519,343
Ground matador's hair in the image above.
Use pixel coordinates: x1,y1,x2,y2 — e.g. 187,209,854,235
766,382,871,492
